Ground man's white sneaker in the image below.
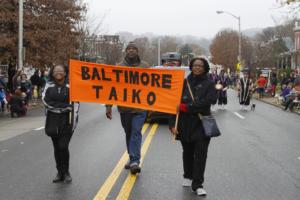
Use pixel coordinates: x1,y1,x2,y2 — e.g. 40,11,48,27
182,178,192,187
196,188,207,196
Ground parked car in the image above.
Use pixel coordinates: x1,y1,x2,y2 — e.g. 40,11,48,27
146,66,189,123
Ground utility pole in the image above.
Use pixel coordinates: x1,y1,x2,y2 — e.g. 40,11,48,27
158,38,161,66
238,16,241,67
18,0,24,70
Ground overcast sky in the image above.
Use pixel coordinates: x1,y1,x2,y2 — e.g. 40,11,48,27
84,0,296,39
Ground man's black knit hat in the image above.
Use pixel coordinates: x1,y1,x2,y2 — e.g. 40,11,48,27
126,42,138,51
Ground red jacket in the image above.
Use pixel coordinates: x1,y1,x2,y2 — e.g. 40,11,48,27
257,77,267,88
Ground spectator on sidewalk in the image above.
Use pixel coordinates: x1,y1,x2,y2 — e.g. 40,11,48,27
0,85,7,112
40,70,49,96
290,71,297,84
270,73,278,97
32,86,39,105
283,82,300,111
0,69,6,89
30,69,42,97
7,62,16,92
280,73,291,87
294,76,300,86
256,75,267,98
279,83,293,103
12,69,22,92
17,74,32,103
9,89,27,117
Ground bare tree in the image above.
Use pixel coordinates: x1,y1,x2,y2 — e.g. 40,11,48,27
77,12,107,61
276,0,300,12
0,0,87,68
100,43,122,65
210,29,253,71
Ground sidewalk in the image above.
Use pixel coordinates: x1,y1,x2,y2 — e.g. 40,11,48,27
254,96,300,115
0,103,45,141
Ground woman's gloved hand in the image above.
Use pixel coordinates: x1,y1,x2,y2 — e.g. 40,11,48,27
179,103,188,112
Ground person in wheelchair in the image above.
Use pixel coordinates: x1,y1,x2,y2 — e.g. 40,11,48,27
276,83,292,105
9,89,27,117
283,83,300,111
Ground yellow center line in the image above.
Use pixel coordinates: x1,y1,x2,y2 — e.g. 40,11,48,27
116,123,159,200
93,123,150,200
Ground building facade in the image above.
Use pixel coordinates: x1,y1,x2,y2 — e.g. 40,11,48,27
292,22,300,73
278,22,300,73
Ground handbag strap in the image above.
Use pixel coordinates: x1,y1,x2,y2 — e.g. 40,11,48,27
186,79,195,102
186,79,203,120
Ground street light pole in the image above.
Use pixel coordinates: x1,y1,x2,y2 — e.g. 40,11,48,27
216,10,242,69
158,38,161,66
238,16,241,65
18,0,24,70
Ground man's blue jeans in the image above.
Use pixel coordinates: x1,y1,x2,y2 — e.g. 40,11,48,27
120,111,146,165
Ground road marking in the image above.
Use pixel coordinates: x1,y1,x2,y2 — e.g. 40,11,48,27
93,123,150,200
298,157,300,160
116,123,159,200
234,112,245,119
33,126,44,131
1,149,8,152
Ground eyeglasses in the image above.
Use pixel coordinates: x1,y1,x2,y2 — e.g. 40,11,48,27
192,64,204,67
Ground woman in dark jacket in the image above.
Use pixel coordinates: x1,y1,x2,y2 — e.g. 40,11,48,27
170,57,216,196
42,64,79,183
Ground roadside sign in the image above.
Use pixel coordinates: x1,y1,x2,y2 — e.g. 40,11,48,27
236,62,241,71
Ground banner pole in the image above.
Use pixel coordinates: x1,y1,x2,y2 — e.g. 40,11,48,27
173,112,179,143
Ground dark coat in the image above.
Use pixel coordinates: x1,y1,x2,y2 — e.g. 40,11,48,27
30,74,42,86
42,81,79,137
9,95,26,112
170,73,217,142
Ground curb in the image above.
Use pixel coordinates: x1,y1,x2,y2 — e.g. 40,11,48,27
254,97,300,115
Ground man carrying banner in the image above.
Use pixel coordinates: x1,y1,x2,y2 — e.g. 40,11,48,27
105,42,149,174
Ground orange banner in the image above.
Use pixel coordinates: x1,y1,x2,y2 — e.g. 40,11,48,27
69,59,185,114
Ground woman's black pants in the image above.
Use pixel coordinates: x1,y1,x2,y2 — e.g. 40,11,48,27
51,133,72,174
181,138,210,190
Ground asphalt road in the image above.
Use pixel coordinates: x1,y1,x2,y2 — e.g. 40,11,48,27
0,89,299,200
